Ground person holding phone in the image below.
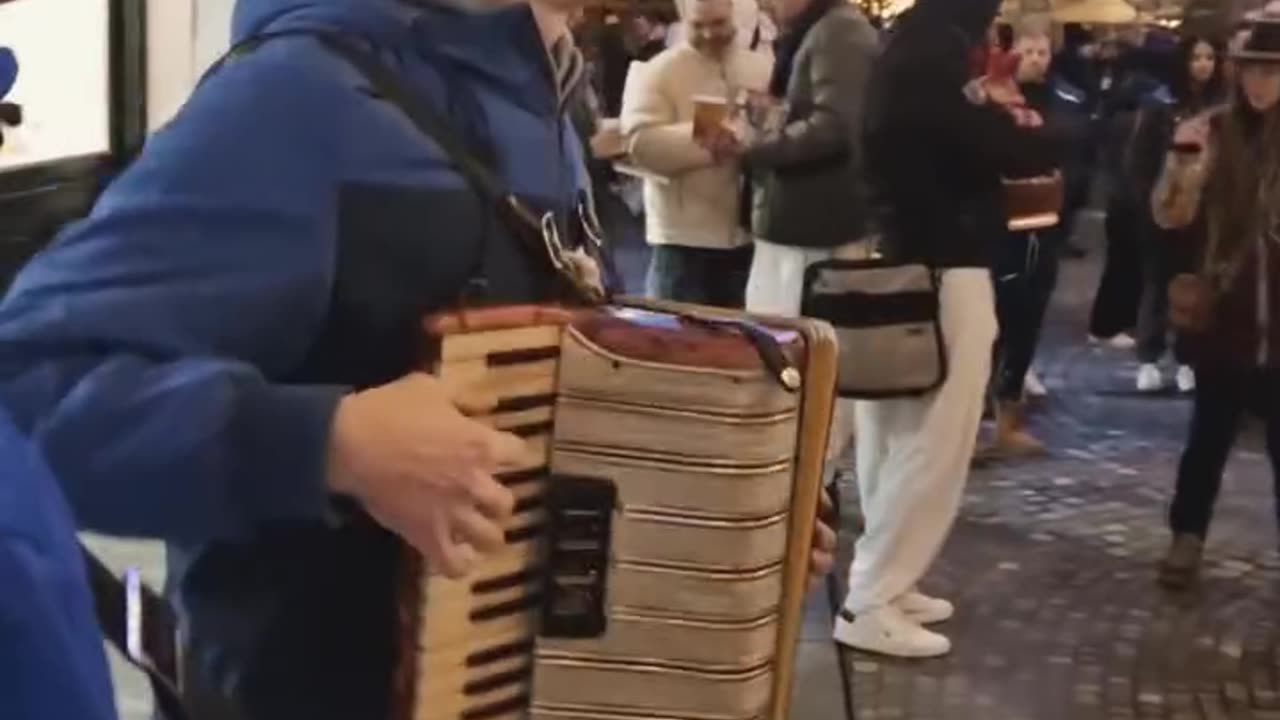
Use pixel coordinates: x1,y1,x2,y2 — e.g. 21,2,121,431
1151,5,1280,590
1134,35,1226,396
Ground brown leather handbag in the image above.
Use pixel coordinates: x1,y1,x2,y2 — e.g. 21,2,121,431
1167,272,1215,334
1169,209,1259,334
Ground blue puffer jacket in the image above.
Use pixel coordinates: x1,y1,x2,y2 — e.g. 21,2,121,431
0,0,589,716
0,407,118,720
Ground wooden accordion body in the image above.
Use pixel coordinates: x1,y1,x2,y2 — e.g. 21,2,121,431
393,300,838,720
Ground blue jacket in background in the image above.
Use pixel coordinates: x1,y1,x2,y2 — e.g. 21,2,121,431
0,0,590,716
0,47,17,100
0,408,118,720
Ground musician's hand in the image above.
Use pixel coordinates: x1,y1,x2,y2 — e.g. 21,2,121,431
809,488,838,589
327,373,522,578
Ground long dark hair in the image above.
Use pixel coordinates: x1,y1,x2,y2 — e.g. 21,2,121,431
1203,70,1280,272
894,0,1001,46
1170,35,1226,112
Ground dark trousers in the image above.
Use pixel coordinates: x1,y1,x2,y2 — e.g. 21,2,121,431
1170,368,1280,538
1136,226,1194,364
1089,198,1143,339
994,231,1059,400
644,244,754,309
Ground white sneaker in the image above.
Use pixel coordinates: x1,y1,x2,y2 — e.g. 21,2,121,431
1024,370,1048,399
1176,365,1196,393
1136,363,1164,392
833,605,952,658
894,590,955,625
1109,333,1137,350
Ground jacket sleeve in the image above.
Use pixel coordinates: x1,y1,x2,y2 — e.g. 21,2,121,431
743,13,877,170
891,32,1061,179
0,42,350,546
1151,150,1212,230
621,60,716,177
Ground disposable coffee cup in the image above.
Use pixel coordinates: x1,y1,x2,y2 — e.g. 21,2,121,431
692,95,730,142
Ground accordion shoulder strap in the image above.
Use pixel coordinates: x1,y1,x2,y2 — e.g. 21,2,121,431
79,543,187,720
203,29,607,304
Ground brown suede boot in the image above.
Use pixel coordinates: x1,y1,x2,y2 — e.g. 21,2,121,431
994,400,1046,456
1158,534,1204,590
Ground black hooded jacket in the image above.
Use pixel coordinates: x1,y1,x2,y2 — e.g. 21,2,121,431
865,0,1060,268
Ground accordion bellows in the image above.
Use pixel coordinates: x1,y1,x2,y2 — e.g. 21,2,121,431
395,302,837,720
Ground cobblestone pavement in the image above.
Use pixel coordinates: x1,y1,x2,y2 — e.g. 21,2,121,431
96,228,1280,720
808,256,1280,720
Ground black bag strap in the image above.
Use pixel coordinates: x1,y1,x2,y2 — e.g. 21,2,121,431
311,33,606,303
203,29,607,303
80,543,187,720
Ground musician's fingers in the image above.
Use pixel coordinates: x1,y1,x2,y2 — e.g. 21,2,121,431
438,542,477,580
451,504,507,555
818,487,835,516
482,428,528,469
429,506,477,579
449,382,496,417
466,469,516,522
809,522,837,583
814,520,838,553
809,549,835,581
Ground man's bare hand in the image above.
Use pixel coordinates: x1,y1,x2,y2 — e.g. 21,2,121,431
327,373,522,578
701,125,743,163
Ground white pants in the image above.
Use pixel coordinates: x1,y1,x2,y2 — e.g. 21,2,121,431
745,238,872,462
843,268,998,613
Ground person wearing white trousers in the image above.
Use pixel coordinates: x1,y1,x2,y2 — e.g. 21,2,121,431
835,269,997,657
831,0,1061,659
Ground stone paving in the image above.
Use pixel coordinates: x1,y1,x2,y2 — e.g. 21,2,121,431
809,256,1280,720
94,228,1280,719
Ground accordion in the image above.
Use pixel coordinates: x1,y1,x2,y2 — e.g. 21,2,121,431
394,301,838,720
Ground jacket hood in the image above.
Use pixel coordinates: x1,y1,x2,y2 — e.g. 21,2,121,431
232,0,415,44
231,0,573,116
898,0,1000,44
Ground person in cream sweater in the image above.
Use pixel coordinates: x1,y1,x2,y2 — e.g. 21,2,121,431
621,0,771,308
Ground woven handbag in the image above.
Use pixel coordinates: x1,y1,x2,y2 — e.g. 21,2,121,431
802,257,946,399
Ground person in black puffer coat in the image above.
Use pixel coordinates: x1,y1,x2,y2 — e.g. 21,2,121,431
834,0,1059,660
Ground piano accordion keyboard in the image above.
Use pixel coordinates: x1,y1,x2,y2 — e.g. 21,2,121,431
408,323,565,720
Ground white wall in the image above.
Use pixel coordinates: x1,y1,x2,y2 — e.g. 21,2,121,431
146,0,236,131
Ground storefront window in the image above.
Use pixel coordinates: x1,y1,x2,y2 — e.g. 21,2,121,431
0,0,111,171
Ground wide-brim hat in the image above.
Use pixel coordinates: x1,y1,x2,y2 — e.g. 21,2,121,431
1234,4,1280,63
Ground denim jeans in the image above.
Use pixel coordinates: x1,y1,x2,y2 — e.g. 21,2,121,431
1171,368,1280,538
644,244,754,309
